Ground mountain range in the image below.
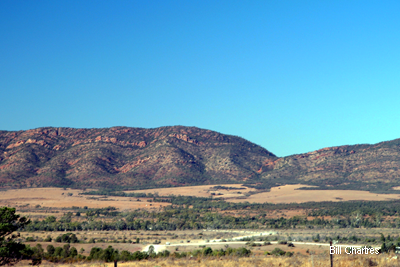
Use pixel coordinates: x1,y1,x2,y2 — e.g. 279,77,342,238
1,126,399,191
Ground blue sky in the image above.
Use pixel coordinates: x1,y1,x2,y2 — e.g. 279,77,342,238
1,1,399,157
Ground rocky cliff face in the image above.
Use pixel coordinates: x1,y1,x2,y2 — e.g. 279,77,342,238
1,126,400,190
0,126,276,188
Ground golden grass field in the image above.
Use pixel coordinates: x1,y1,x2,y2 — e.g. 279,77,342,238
128,184,400,203
228,184,400,203
124,184,253,198
0,188,169,211
14,253,400,267
1,185,399,213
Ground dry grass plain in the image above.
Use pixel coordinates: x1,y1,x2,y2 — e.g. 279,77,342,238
3,185,400,266
14,253,400,267
124,184,253,198
128,184,400,203
228,184,400,203
1,184,399,213
0,188,169,212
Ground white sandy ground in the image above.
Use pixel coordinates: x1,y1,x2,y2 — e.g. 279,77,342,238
142,230,379,254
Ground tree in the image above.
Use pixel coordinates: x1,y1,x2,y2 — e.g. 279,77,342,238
69,247,78,258
0,207,31,265
380,233,386,243
46,245,55,255
148,245,155,254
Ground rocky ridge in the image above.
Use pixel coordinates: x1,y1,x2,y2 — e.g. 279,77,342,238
0,126,276,188
1,126,400,190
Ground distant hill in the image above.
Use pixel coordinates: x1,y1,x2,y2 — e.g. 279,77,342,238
1,126,400,192
258,139,400,192
0,126,276,189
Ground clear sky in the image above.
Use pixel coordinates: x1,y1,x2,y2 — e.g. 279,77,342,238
1,1,399,157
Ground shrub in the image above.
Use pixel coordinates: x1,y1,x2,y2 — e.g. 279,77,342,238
46,245,55,255
271,248,286,256
54,247,63,257
203,247,213,256
70,247,78,258
235,247,251,257
55,233,79,243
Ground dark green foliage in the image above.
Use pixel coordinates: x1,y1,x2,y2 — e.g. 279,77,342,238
380,234,400,253
0,207,32,266
45,216,56,223
157,250,170,258
131,251,148,260
119,250,132,261
42,244,85,262
61,244,70,258
55,233,79,243
234,247,251,257
285,251,294,257
46,245,55,255
380,233,386,242
54,247,63,257
29,244,44,265
88,246,119,262
271,248,286,256
202,247,213,256
190,247,251,258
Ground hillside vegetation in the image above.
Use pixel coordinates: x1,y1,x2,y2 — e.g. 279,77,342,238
1,126,400,191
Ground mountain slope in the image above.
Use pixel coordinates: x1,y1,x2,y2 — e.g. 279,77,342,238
0,126,276,188
1,126,400,191
258,139,400,191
